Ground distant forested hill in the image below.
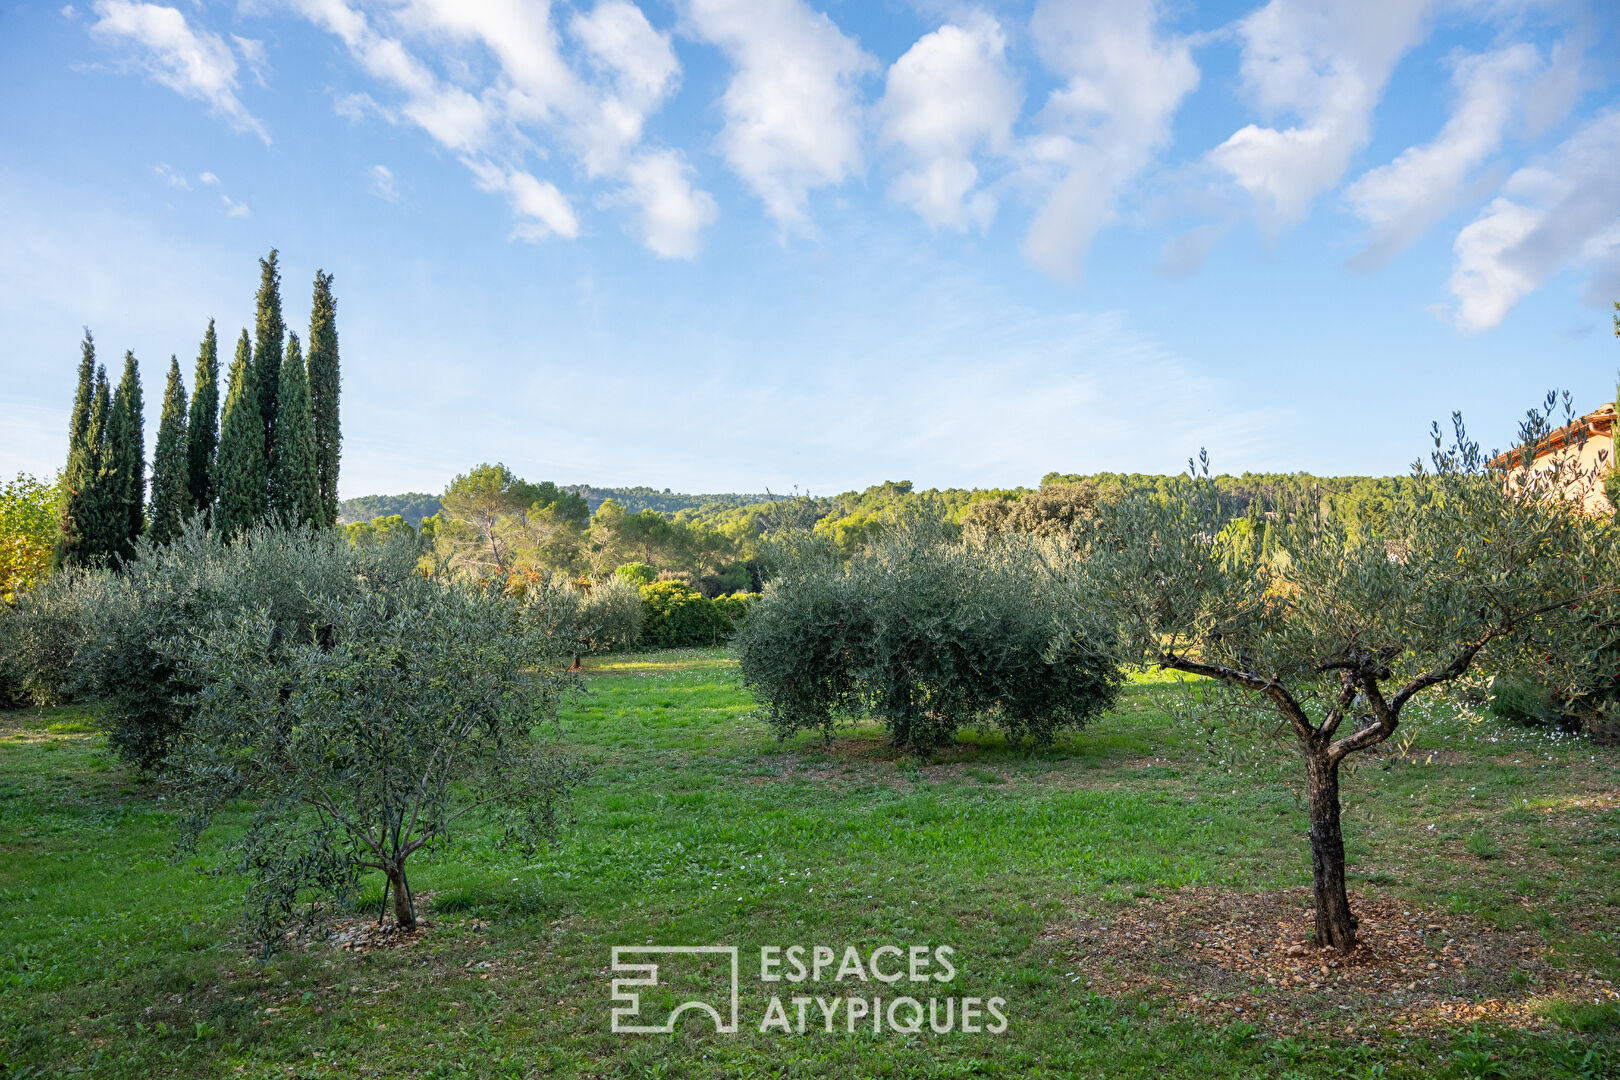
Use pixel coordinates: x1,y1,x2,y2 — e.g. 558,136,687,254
337,493,443,526
561,486,769,514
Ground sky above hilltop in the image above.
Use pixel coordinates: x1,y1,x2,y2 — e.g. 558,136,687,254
1,0,1618,499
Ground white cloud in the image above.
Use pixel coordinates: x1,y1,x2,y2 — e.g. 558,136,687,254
1021,0,1198,276
878,17,1019,231
291,0,496,154
89,0,269,143
684,0,875,229
1345,44,1540,266
612,149,717,258
220,194,251,218
1208,0,1440,230
1447,109,1620,333
289,0,713,257
367,163,399,202
466,158,579,241
232,34,270,87
198,171,219,185
153,162,189,189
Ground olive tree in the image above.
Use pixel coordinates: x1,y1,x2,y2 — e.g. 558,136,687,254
739,519,1122,754
169,572,582,950
1072,401,1617,950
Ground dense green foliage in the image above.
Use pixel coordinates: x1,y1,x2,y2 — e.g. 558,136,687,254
638,580,751,647
147,356,190,546
268,332,321,528
186,320,219,522
169,569,581,947
306,270,341,528
739,523,1122,753
214,331,266,538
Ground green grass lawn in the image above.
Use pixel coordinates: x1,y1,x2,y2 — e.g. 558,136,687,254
2,648,1617,1078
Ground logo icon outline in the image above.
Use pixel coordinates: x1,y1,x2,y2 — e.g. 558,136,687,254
610,945,740,1034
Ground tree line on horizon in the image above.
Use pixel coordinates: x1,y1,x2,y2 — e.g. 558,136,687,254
52,250,341,569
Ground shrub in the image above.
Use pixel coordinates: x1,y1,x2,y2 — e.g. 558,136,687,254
516,572,643,662
0,518,422,769
614,562,656,586
737,520,1122,753
639,580,750,648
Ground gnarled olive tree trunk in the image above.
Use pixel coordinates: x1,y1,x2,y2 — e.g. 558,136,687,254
1304,747,1357,950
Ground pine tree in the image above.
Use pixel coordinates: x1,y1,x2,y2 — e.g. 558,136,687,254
54,335,102,569
149,356,190,545
216,330,266,538
306,270,341,527
105,351,146,564
270,332,321,528
187,319,220,522
255,249,284,481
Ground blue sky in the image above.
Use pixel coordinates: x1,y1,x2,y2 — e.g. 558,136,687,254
1,0,1617,498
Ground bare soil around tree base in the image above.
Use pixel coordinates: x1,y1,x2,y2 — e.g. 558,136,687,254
1045,885,1620,1041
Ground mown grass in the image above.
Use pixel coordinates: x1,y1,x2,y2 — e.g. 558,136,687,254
1,648,1616,1078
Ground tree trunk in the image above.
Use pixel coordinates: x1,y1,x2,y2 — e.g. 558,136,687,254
1305,749,1357,950
386,864,416,930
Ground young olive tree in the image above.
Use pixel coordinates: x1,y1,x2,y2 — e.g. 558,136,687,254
1073,401,1618,951
169,573,582,949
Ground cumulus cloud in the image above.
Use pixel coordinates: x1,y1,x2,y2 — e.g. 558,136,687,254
1447,110,1620,333
89,0,269,143
466,159,580,241
285,0,715,256
1209,0,1440,230
878,17,1020,231
367,163,399,202
612,149,717,258
1020,0,1198,276
1345,44,1541,267
684,0,876,229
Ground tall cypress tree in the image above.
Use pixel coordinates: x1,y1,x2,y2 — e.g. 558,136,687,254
105,352,146,564
254,250,284,482
306,270,341,527
270,332,321,528
55,334,102,569
187,319,220,522
215,330,266,538
67,330,95,459
149,356,190,545
76,367,120,566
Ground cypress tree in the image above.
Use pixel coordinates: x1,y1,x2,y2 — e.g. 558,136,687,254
55,335,102,569
270,332,321,528
105,352,146,564
75,367,120,566
149,356,190,545
67,330,95,459
307,270,341,527
187,319,220,522
216,330,266,538
254,249,284,480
